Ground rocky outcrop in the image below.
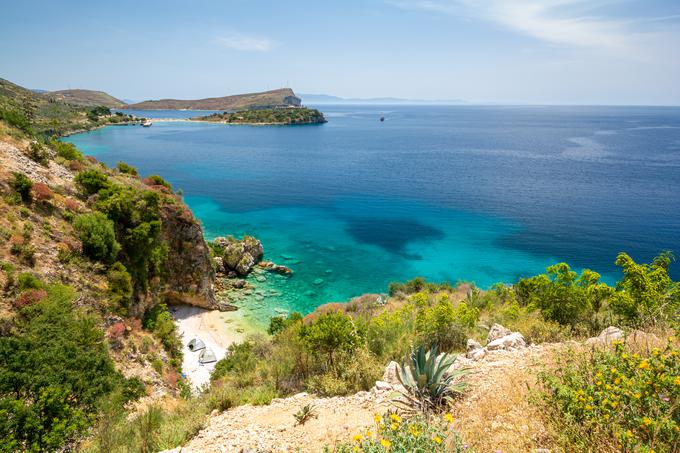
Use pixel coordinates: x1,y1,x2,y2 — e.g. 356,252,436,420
382,361,401,385
487,323,512,342
214,235,263,276
159,204,216,309
586,326,624,346
466,324,527,361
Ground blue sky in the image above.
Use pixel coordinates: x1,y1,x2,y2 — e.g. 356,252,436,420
1,0,679,104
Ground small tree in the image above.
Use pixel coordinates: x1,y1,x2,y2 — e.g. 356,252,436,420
75,169,110,195
73,212,120,263
299,311,359,366
11,172,33,201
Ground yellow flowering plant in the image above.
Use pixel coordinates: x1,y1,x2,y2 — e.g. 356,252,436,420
539,337,679,452
326,411,468,452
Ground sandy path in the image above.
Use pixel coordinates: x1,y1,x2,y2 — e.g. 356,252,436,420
173,306,257,390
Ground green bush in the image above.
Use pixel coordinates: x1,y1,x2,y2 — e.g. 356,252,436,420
116,161,138,176
300,311,359,366
268,311,303,335
10,172,32,202
610,252,679,327
17,272,43,291
0,285,137,452
26,142,49,165
75,169,110,195
538,338,679,452
73,212,120,263
51,140,83,161
107,262,132,314
143,175,172,190
414,293,479,351
143,304,182,364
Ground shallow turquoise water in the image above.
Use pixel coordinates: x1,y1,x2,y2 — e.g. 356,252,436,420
65,105,680,324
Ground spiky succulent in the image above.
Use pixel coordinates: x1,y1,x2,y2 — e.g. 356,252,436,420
395,345,468,414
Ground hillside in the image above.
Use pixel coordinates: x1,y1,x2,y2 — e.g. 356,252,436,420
124,88,301,110
45,89,125,108
194,107,326,125
0,77,139,136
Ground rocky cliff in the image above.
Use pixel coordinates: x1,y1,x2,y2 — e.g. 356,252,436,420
125,88,301,111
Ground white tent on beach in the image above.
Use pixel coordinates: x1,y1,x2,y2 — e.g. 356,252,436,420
199,348,217,364
188,338,206,352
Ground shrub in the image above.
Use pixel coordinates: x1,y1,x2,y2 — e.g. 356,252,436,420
293,404,318,426
10,172,32,201
0,285,137,452
515,263,613,331
329,413,466,452
116,161,138,176
17,272,43,291
75,169,110,195
25,142,49,165
12,289,48,309
31,182,53,202
50,140,83,161
73,212,120,263
396,345,468,415
538,338,679,452
299,311,359,366
415,294,479,351
63,197,81,212
268,311,303,335
143,304,182,363
610,252,679,327
107,262,133,314
143,175,172,191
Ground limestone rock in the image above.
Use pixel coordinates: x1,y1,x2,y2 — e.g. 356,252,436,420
216,235,264,276
466,339,487,360
486,332,527,351
487,323,512,343
586,326,624,345
382,361,401,385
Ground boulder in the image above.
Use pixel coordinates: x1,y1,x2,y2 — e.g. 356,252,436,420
466,339,486,360
213,256,224,273
486,332,527,351
586,326,624,346
487,323,512,343
216,235,264,276
269,264,293,275
382,361,401,385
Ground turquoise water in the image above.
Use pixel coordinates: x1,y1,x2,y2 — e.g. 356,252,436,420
65,105,680,324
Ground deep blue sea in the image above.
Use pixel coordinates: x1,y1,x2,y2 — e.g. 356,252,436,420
66,105,680,324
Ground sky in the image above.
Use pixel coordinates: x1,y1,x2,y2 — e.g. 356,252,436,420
1,0,679,105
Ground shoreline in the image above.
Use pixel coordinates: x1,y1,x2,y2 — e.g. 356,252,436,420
148,118,325,126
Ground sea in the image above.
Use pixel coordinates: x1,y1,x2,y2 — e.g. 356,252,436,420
65,105,680,325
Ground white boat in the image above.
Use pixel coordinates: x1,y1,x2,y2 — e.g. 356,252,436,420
142,119,152,127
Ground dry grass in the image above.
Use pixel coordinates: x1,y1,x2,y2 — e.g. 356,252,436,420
450,345,563,452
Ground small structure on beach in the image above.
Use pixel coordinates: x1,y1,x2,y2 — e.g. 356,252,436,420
199,348,217,364
188,338,206,352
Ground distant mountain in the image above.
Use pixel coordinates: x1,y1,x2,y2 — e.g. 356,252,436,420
299,93,466,105
45,89,125,108
124,88,301,111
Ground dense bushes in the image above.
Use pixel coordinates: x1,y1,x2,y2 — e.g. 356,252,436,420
143,304,182,366
75,169,110,195
116,161,138,176
539,338,679,452
51,139,83,161
0,285,141,452
73,212,120,263
0,102,32,133
10,172,32,202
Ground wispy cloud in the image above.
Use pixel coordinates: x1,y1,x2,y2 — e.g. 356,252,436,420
386,0,679,50
216,32,277,51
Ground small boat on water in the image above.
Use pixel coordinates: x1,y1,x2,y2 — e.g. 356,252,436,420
379,112,385,122
142,119,152,127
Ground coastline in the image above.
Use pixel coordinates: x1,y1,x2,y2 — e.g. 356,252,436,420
148,118,325,126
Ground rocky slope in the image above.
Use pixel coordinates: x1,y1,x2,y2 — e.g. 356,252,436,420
125,88,301,111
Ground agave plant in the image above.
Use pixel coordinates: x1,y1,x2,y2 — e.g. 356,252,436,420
395,345,468,415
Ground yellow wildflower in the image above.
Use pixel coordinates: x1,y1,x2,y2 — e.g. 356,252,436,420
614,377,621,385
390,423,398,431
366,430,373,438
433,436,443,444
353,447,359,453
652,348,660,356
674,377,680,386
596,380,603,386
380,438,391,449
633,392,641,399
626,429,634,439
610,367,618,374
638,360,650,370
354,434,362,442
641,417,652,427
374,414,383,424
585,405,593,411
390,413,401,423
444,413,455,423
